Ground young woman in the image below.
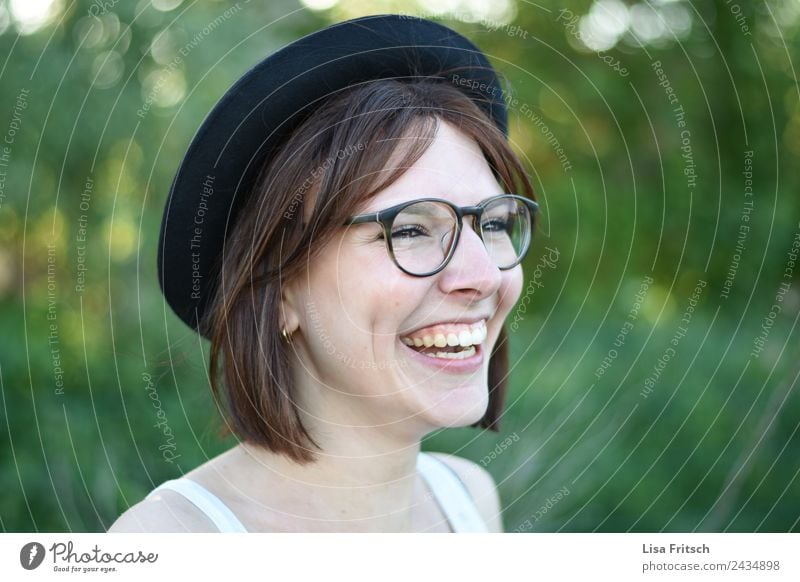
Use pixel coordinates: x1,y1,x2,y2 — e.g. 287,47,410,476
110,14,538,533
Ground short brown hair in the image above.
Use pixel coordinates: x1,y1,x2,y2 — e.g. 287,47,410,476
205,78,535,463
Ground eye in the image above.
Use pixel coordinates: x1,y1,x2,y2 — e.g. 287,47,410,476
390,224,429,239
481,217,511,233
372,225,429,241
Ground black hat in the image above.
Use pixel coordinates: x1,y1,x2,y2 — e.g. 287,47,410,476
158,14,508,334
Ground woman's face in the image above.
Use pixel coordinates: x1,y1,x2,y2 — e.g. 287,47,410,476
285,120,524,434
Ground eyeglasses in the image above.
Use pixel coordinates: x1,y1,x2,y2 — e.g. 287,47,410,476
344,194,539,277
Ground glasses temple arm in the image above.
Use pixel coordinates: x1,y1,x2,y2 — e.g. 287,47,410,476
344,213,380,226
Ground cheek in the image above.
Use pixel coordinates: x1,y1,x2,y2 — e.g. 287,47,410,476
498,267,524,318
305,240,424,349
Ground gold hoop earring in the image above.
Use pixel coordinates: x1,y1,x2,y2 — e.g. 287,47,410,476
281,327,293,343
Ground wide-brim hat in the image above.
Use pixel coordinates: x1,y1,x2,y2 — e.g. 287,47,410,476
158,13,509,334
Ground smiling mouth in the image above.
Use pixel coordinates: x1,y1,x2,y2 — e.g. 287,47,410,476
399,319,487,360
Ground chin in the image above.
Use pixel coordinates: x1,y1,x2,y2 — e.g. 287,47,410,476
419,383,489,428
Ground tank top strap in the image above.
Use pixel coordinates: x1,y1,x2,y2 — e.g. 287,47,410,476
416,452,489,533
148,457,487,533
147,478,248,533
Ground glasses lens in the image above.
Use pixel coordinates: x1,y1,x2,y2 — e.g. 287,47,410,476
390,201,458,275
480,196,532,268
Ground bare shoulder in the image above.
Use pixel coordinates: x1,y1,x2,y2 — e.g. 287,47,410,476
107,489,218,533
426,452,504,533
108,447,247,533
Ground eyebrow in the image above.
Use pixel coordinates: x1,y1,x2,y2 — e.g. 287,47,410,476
398,203,434,215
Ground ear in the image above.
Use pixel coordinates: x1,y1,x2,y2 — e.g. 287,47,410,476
278,275,302,334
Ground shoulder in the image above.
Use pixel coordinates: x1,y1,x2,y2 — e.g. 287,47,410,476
107,488,219,533
426,452,504,533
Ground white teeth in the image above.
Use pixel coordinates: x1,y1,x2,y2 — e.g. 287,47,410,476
458,330,472,347
400,320,488,349
418,345,476,359
471,327,483,345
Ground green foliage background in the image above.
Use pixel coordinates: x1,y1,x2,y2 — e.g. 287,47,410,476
0,0,798,532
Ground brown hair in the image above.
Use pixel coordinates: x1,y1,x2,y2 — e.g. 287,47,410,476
205,78,535,463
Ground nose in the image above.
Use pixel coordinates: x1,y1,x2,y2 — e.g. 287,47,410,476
437,222,502,298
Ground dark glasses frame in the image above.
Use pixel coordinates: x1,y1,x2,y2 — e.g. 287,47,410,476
343,194,540,277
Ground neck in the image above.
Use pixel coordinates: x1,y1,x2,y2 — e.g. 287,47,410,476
231,347,443,531
237,422,430,532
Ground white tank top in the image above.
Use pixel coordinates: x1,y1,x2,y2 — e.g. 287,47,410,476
145,452,489,533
